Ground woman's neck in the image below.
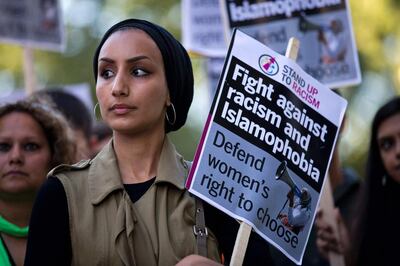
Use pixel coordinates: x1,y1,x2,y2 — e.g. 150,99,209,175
113,130,165,184
0,200,32,228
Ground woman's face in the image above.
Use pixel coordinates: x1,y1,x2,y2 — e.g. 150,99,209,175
0,112,51,200
96,29,170,136
377,113,400,183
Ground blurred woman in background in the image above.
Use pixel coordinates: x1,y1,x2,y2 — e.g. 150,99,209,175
317,96,400,266
0,97,75,266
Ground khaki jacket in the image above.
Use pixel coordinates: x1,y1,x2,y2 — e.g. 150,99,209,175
50,137,220,266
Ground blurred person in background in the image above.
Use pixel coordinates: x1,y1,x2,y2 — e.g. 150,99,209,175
316,96,400,266
24,18,273,266
34,89,93,161
0,97,75,266
89,121,112,158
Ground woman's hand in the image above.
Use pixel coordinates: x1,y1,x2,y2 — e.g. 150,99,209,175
315,208,350,261
176,255,222,266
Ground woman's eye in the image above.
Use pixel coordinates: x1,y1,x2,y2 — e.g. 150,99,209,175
0,143,11,152
100,69,114,79
24,143,40,152
379,138,394,152
132,68,148,77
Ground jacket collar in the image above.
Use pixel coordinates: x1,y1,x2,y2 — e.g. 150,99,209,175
88,136,188,205
154,136,188,189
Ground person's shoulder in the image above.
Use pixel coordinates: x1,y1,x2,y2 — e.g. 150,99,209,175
48,159,92,177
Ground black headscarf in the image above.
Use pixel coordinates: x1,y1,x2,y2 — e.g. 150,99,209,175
93,19,193,133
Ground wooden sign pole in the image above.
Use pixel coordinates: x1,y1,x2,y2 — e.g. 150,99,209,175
23,47,37,95
285,37,300,60
229,222,252,266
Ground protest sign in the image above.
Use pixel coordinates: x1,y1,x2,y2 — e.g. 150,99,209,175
219,0,361,88
0,0,64,51
182,0,227,57
186,29,347,264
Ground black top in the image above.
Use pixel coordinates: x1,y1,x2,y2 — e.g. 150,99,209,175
25,177,273,266
356,176,400,266
124,177,156,203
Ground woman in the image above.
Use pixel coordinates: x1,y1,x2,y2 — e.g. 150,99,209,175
316,96,400,266
0,97,75,266
25,19,272,265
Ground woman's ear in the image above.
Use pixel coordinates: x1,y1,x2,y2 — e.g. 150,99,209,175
165,94,171,107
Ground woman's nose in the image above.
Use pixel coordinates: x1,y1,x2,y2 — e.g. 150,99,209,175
9,145,24,164
111,74,129,97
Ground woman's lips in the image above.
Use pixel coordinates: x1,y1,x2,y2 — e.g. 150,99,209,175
3,170,28,178
110,104,136,115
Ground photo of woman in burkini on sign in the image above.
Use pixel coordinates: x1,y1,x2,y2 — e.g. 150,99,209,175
275,161,312,235
298,13,347,64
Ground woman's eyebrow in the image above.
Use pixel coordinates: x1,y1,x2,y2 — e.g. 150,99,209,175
126,55,150,63
98,55,150,64
98,57,114,63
